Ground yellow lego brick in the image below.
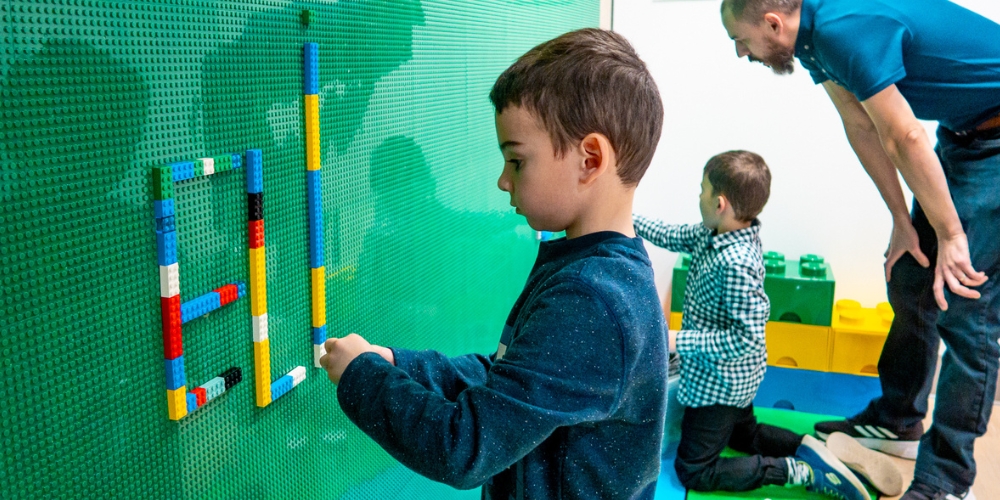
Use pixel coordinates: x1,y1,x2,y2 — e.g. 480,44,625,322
249,246,268,316
764,321,833,371
830,300,893,376
669,312,682,331
254,339,272,406
167,387,188,420
304,94,321,171
311,266,326,327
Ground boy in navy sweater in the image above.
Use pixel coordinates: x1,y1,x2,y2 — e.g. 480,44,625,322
319,29,668,499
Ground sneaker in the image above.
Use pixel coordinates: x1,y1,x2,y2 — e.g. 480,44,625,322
815,417,922,459
826,432,903,496
899,483,977,500
795,435,869,500
667,352,680,378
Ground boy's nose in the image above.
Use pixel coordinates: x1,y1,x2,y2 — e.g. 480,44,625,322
497,169,512,193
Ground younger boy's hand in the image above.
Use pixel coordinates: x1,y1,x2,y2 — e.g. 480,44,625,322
319,334,395,384
668,330,678,353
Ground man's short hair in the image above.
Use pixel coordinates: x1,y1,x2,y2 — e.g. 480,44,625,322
490,28,663,186
723,0,802,21
704,150,771,221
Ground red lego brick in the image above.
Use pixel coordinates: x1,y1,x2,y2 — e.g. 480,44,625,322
191,387,207,407
161,295,183,359
248,220,264,249
215,284,238,306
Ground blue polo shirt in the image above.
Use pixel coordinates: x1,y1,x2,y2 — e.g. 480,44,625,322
795,0,1000,131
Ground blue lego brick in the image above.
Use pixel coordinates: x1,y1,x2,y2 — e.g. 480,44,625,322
312,325,327,345
753,366,882,417
180,291,222,324
164,355,186,391
306,170,324,268
271,375,294,400
186,392,198,413
236,281,247,298
155,216,176,233
304,43,319,95
538,231,554,241
170,161,195,182
246,149,263,194
202,377,226,401
156,230,178,266
153,199,175,219
231,153,242,170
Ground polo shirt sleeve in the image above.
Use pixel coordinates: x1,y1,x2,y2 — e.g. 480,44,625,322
814,14,908,101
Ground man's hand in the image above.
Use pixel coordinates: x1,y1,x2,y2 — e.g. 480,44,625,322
934,232,987,311
884,218,930,282
319,334,395,384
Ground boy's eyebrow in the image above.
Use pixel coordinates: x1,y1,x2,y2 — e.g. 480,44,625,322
499,140,522,151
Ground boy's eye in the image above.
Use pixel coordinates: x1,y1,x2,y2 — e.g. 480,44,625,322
507,159,522,171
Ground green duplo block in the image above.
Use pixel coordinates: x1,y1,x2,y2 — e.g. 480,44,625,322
669,253,691,313
763,253,836,326
193,159,205,177
152,166,174,200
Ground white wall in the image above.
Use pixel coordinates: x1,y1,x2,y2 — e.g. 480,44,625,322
615,0,1000,308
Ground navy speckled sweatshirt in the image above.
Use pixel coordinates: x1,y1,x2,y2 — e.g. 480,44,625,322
337,231,668,500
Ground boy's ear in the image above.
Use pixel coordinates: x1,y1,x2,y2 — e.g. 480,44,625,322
716,194,729,215
579,133,614,185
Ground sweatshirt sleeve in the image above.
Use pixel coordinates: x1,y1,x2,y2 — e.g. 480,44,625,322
336,280,625,489
389,348,492,401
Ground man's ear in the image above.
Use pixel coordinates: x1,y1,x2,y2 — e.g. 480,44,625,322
763,12,783,35
579,133,615,185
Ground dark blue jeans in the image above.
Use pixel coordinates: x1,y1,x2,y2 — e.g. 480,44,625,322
859,126,1000,494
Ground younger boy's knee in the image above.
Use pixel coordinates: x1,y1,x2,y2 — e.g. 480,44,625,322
674,457,712,491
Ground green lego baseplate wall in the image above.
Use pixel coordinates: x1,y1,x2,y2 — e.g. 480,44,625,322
0,1,598,498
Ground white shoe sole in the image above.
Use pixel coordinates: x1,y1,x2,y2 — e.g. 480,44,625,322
800,434,870,500
816,430,919,460
826,432,904,496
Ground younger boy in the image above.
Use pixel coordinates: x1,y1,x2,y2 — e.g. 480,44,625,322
320,29,669,499
635,151,897,499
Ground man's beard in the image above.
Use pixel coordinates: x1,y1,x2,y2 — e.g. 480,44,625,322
750,39,796,75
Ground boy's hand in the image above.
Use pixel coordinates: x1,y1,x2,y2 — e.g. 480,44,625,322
668,330,678,353
319,334,395,384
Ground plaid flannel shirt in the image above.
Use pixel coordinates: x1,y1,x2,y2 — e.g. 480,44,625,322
634,214,769,408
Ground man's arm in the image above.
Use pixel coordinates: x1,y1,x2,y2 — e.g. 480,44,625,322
823,81,931,284
857,84,987,309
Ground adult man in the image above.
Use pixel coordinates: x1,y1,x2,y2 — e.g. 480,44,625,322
719,0,1000,498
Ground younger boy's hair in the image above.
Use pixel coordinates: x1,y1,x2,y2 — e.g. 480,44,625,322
489,28,663,186
703,150,771,221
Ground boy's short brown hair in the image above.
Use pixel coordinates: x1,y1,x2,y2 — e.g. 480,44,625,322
703,150,771,221
489,28,663,186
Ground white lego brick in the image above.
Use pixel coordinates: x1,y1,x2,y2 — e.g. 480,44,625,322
200,157,215,176
290,366,307,386
313,343,326,368
252,313,268,342
159,263,180,298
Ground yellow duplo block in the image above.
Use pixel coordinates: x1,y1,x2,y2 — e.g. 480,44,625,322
830,300,893,376
304,94,321,171
254,339,272,406
311,266,326,327
669,312,683,331
764,321,833,371
167,387,188,420
248,246,267,316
